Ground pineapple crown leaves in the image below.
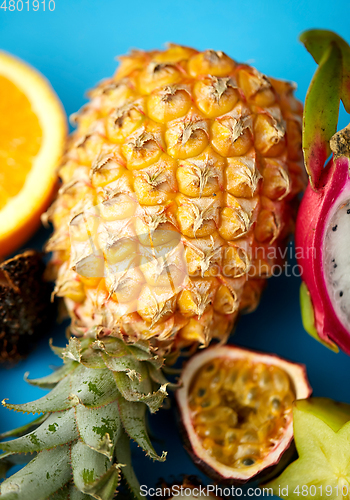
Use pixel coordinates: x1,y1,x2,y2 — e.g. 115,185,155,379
300,29,350,188
0,335,169,500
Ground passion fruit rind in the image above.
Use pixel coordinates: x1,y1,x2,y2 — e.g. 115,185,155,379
176,345,311,485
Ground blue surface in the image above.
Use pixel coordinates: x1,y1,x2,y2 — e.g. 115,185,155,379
1,0,350,497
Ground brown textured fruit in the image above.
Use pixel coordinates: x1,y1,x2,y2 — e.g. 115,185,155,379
176,345,311,484
0,250,53,361
46,44,304,357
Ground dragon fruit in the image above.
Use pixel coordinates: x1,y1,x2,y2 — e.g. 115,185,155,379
295,30,350,354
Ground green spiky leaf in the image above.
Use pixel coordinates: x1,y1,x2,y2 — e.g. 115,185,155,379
47,484,71,500
84,464,121,500
0,408,78,453
70,365,119,408
0,452,36,481
101,352,143,377
63,337,82,363
99,339,130,358
148,363,178,388
0,452,36,464
70,441,113,495
0,335,169,499
68,484,96,500
49,340,65,358
116,429,142,500
0,446,71,499
25,362,77,389
101,339,161,367
117,397,166,462
2,376,79,414
80,349,106,370
75,402,121,459
0,415,48,440
114,371,167,413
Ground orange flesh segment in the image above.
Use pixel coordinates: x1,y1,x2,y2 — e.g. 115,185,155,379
189,358,296,469
0,75,42,209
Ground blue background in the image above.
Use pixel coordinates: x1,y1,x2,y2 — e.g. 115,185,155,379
1,0,350,498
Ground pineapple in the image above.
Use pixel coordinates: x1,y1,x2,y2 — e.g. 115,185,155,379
0,45,304,499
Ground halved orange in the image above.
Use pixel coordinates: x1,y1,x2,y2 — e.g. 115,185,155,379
0,51,67,258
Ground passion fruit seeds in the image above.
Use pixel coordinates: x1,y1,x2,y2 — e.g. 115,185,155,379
177,346,311,484
189,358,296,469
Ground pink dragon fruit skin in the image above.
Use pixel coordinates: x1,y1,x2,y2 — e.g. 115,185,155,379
296,154,350,353
296,30,350,354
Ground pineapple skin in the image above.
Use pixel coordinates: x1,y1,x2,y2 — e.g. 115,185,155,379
47,45,304,354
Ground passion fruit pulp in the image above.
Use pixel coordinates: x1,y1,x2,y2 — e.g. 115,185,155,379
176,346,312,484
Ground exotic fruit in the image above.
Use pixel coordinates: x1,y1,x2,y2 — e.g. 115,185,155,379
176,345,311,484
46,44,305,353
268,398,350,499
0,45,305,499
0,250,53,362
295,30,350,354
0,51,66,258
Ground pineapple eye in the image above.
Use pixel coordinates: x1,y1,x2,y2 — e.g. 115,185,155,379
222,246,250,279
225,156,261,198
106,101,145,143
261,159,291,201
211,114,253,157
165,120,209,160
147,85,192,123
74,133,106,165
188,49,236,78
213,285,238,315
138,62,182,94
122,129,163,170
254,206,280,244
254,112,286,157
153,44,198,64
193,77,239,118
237,67,276,107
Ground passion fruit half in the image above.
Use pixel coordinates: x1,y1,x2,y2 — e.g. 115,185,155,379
176,345,312,484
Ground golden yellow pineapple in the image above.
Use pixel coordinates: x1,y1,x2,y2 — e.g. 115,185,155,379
0,46,305,500
47,45,303,355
